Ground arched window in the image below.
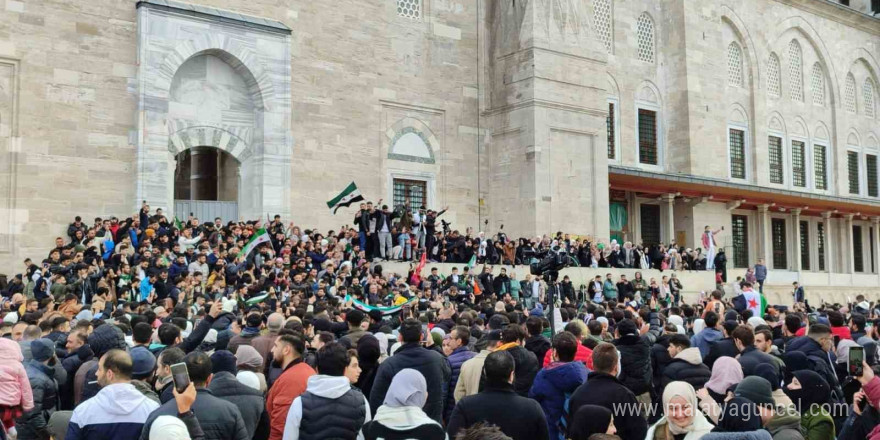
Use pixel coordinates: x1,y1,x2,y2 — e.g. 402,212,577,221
636,13,655,63
727,42,743,87
788,40,803,102
767,54,781,98
865,78,876,119
593,0,613,54
845,73,857,113
810,63,825,106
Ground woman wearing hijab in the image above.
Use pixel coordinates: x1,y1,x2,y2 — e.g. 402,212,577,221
568,404,617,440
703,357,742,404
702,397,771,440
361,369,447,440
785,370,834,440
646,381,713,440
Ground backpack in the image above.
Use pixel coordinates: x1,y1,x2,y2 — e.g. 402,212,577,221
732,294,747,313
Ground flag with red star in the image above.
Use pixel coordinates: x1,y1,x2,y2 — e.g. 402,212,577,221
742,288,765,317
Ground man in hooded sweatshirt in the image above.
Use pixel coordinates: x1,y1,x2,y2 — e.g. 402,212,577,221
282,342,372,440
529,331,588,440
691,311,723,358
661,334,711,391
65,349,160,440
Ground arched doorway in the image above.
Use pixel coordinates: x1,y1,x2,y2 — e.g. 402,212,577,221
173,147,240,222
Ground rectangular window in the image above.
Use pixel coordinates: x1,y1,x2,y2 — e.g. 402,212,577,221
854,225,864,272
729,129,746,179
868,154,878,197
640,204,661,245
638,109,658,165
792,140,806,187
818,222,826,271
772,218,787,270
769,136,784,184
607,102,616,160
814,144,827,190
731,215,749,268
848,151,861,194
392,178,427,214
800,221,810,271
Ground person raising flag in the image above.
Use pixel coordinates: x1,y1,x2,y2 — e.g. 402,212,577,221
740,281,766,318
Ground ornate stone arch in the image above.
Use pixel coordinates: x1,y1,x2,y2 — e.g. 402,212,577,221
814,122,830,141
847,129,862,147
845,48,880,91
770,18,840,107
635,80,661,106
385,117,439,164
168,126,254,162
728,103,749,127
154,34,275,111
768,111,787,134
721,8,759,90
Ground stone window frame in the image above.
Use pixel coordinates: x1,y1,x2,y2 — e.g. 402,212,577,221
864,78,876,119
845,73,858,114
726,122,749,183
811,141,830,193
606,97,620,163
386,169,436,212
635,101,662,171
636,12,655,64
727,42,744,88
790,138,807,189
767,126,787,188
810,62,825,107
847,147,863,196
767,53,782,99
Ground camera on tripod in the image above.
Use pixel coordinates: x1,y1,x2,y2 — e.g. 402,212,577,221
523,246,570,278
440,219,451,234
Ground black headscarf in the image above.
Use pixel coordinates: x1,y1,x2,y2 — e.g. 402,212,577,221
568,405,613,440
713,397,763,432
785,370,830,413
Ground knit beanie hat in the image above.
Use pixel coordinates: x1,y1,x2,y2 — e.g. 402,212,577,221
210,350,237,375
735,376,775,408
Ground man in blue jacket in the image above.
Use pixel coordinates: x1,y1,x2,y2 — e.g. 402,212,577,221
691,311,724,358
529,331,588,440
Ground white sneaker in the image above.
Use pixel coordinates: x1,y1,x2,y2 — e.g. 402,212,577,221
8,426,17,440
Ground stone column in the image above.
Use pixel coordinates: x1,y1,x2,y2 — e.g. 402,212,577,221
662,194,676,244
485,0,609,239
822,211,834,275
791,209,802,272
190,147,217,201
873,216,880,276
844,214,855,274
757,204,771,262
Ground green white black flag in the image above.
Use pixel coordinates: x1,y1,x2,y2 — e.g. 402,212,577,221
327,182,364,214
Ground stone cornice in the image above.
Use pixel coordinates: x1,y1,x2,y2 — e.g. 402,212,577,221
774,0,880,36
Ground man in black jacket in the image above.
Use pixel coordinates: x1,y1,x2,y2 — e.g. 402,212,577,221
140,351,249,440
568,343,647,440
704,320,740,369
497,324,538,396
209,351,268,440
732,325,779,377
369,319,451,422
524,316,551,364
613,317,659,411
447,351,548,440
660,334,711,391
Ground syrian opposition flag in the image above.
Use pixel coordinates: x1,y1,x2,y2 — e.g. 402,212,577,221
344,294,418,316
327,182,364,214
742,288,766,318
237,228,271,258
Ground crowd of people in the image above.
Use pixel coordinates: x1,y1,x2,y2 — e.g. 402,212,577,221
0,202,877,440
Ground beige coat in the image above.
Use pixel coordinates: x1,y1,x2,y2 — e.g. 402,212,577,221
454,349,491,401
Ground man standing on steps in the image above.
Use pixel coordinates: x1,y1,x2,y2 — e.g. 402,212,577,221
754,258,767,293
702,225,722,271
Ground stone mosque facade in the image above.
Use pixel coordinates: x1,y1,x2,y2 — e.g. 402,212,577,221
0,0,879,292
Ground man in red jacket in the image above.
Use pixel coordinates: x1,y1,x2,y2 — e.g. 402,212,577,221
266,334,315,440
542,321,593,370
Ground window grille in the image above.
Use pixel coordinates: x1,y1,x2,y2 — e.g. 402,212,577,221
865,79,876,119
768,54,781,98
772,218,787,270
640,204,661,246
769,136,784,184
392,179,426,214
638,109,657,165
732,215,749,268
593,0,613,53
727,43,743,87
818,222,825,271
729,129,746,179
848,151,861,195
854,225,865,273
814,144,827,190
800,221,810,271
810,63,825,106
397,0,421,20
637,13,655,63
788,40,803,102
607,102,616,159
792,140,806,187
868,154,878,197
845,74,857,113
